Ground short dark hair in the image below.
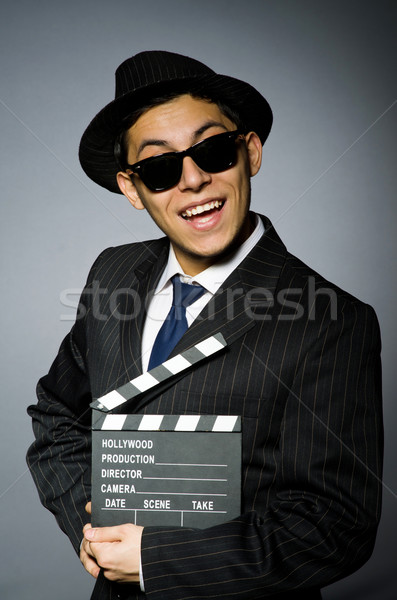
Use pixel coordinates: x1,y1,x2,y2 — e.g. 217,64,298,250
114,86,247,170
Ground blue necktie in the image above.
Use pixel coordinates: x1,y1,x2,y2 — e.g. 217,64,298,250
148,275,206,370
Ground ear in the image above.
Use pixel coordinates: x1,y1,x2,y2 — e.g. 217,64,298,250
245,131,262,177
116,171,145,210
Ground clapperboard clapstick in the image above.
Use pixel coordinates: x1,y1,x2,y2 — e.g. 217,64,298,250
91,332,227,412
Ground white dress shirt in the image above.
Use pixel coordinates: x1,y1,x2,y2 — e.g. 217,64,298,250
140,214,265,372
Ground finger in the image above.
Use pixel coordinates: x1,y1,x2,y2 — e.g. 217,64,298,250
83,522,92,535
81,537,95,559
85,501,92,514
80,544,100,579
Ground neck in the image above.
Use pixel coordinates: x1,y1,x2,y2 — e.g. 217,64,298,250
173,212,256,276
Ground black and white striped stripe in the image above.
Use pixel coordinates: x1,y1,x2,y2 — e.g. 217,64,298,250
90,333,227,412
92,413,241,432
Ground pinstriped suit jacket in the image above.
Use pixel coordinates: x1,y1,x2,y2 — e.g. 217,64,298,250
27,214,383,600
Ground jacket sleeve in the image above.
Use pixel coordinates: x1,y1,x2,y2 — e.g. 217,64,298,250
26,259,100,554
140,301,383,599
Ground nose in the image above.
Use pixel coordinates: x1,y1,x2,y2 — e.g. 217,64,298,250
177,156,211,191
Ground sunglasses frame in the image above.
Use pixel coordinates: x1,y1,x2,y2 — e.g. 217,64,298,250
125,129,244,192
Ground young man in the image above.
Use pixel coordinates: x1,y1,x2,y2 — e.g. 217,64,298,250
27,51,383,600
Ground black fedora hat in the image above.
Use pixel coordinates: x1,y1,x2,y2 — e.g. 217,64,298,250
79,50,273,194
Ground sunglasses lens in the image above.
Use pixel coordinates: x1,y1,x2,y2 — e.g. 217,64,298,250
193,134,238,173
139,155,181,191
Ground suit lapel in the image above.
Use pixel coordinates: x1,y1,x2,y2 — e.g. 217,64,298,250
170,215,287,357
119,240,169,382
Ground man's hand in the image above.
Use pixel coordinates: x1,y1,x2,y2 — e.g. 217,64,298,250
80,502,143,583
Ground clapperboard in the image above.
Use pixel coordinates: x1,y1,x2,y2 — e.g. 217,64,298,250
91,333,242,529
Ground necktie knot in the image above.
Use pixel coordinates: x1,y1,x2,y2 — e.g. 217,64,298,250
171,275,206,312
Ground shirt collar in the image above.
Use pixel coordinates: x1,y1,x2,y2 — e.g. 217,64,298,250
154,213,265,296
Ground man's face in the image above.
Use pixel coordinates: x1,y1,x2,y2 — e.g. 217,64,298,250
117,94,262,275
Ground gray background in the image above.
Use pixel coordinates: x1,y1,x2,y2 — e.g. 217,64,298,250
0,1,395,598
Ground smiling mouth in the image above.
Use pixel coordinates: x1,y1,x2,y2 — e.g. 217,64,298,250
181,200,225,220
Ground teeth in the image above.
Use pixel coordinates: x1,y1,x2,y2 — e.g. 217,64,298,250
182,200,223,219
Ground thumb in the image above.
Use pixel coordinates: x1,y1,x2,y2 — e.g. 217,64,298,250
84,526,122,544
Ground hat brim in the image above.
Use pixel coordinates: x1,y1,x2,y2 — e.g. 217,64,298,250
79,72,272,194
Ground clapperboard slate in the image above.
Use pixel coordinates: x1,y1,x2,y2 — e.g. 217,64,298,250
91,333,242,529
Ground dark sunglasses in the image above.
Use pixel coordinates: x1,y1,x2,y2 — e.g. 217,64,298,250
125,130,244,192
